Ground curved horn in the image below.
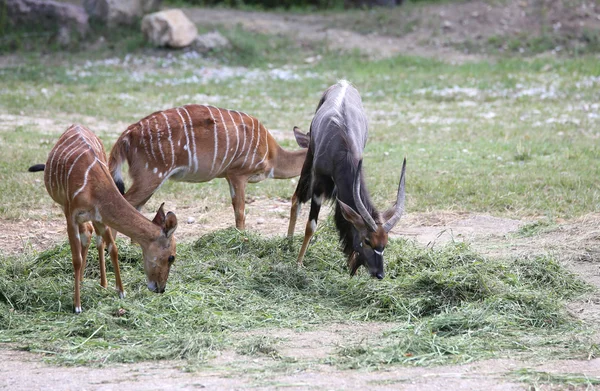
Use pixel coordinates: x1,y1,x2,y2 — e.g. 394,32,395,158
382,157,406,233
353,160,378,232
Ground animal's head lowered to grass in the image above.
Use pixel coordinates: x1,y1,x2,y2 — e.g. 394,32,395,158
339,158,406,279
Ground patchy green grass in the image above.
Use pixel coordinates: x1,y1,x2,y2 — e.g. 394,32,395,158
2,43,600,220
0,227,595,367
509,368,600,389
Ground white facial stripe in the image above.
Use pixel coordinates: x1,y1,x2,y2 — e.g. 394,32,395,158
181,106,198,172
374,249,384,256
176,108,193,169
161,111,176,168
205,105,219,175
242,115,255,168
215,107,230,174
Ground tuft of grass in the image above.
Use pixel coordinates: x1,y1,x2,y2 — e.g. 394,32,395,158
516,219,557,238
236,336,281,358
510,368,600,388
0,225,595,368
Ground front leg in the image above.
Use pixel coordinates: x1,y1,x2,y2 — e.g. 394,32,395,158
297,192,323,267
94,223,124,299
287,149,313,241
92,225,108,288
226,175,248,230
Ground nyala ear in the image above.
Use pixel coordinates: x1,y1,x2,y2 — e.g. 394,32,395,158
163,212,178,239
338,199,367,232
293,126,310,149
152,202,167,227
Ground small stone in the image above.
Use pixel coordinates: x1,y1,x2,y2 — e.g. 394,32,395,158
256,218,266,225
142,9,198,48
187,216,195,224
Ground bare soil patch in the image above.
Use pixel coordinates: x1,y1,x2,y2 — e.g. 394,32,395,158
186,0,600,61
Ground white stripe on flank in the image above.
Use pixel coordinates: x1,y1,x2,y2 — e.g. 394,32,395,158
147,119,157,161
176,108,192,169
205,105,219,175
47,132,79,193
250,118,261,168
54,136,83,195
161,112,175,168
72,159,98,201
254,124,269,168
154,116,167,165
227,110,240,167
180,106,198,172
242,116,255,168
139,121,151,161
236,111,247,166
66,149,90,197
61,142,87,193
215,107,230,174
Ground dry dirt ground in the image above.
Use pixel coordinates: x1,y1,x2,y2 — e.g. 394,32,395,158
3,1,600,389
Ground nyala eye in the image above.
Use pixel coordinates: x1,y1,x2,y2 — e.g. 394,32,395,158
168,255,175,263
364,239,372,246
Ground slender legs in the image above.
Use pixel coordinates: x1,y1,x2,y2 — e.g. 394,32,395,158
94,222,124,298
68,213,125,314
78,222,93,282
226,175,248,230
67,216,84,314
296,191,323,266
287,149,313,240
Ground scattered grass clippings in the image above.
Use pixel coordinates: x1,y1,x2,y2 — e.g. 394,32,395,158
0,227,594,367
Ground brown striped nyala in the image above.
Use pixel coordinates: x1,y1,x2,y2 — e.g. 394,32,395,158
29,124,178,313
109,105,309,230
287,80,406,279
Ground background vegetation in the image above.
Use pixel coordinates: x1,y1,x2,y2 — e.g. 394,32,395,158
0,0,599,386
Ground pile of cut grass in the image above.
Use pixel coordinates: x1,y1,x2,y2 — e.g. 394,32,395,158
0,222,595,367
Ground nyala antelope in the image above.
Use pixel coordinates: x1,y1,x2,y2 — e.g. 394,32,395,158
109,104,309,230
287,80,406,279
29,124,178,314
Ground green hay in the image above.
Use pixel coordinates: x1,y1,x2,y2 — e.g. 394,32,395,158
0,225,595,368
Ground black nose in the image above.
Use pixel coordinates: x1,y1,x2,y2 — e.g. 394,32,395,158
375,273,384,280
158,287,166,294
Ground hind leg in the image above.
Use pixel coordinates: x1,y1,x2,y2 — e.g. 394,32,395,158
78,222,93,282
226,175,248,230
